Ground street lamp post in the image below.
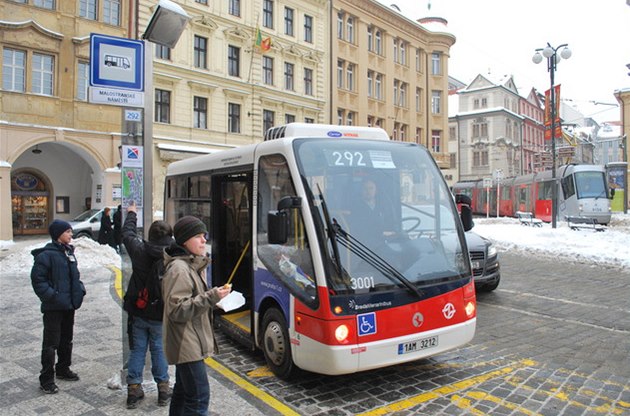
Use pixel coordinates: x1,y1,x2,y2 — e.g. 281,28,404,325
532,43,572,229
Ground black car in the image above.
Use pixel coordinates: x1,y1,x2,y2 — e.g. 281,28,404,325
464,231,501,292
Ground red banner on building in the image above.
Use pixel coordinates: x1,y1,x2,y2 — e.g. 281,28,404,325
544,84,562,140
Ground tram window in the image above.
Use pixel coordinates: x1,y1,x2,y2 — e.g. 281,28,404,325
561,175,575,199
538,181,553,200
257,154,318,309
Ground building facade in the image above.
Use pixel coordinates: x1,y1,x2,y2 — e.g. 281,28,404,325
331,0,454,169
0,0,131,240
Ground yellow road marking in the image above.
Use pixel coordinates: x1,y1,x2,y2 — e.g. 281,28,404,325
247,366,275,378
453,391,537,415
357,359,536,416
113,266,298,415
205,358,300,416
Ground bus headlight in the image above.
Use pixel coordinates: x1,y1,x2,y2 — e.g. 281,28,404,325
335,324,349,343
488,244,497,258
465,301,476,317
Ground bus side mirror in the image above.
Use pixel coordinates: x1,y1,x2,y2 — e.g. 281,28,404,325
455,194,474,231
268,211,289,244
268,196,302,244
610,188,615,199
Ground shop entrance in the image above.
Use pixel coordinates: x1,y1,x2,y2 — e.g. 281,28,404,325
11,171,52,236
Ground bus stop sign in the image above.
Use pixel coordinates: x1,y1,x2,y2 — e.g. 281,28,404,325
90,33,144,91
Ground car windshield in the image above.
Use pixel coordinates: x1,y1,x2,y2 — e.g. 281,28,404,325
295,138,470,295
72,209,101,222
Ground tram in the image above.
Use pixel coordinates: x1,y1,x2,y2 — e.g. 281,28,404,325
452,164,613,225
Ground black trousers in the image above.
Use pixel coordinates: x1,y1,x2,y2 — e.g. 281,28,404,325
40,310,75,386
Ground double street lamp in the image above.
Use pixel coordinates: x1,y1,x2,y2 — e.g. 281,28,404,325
532,43,572,229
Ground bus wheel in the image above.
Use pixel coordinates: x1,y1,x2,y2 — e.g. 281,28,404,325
261,308,295,379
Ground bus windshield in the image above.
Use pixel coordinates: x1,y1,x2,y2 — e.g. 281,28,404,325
295,139,470,295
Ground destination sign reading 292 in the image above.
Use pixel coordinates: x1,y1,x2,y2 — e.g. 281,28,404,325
323,149,394,168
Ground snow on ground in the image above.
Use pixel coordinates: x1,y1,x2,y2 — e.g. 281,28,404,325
0,237,121,273
1,213,629,273
471,212,630,270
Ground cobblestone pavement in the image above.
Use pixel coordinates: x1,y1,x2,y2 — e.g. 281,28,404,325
1,239,629,415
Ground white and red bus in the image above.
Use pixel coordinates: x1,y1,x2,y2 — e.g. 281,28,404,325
164,123,476,378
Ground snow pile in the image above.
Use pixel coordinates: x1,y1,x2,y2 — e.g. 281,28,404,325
0,237,120,273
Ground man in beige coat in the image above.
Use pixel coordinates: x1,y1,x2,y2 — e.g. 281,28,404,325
162,216,230,415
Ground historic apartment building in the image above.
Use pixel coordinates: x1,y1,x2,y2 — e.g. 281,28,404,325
331,0,454,170
0,0,131,240
1,0,455,240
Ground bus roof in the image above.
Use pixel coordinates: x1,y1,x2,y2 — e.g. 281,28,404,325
264,123,390,141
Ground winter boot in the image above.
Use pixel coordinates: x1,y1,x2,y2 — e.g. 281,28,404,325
126,383,145,409
157,381,172,406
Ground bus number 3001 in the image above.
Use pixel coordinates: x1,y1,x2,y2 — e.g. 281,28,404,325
350,276,375,290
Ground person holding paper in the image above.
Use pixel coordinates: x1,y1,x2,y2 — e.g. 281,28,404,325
162,216,230,416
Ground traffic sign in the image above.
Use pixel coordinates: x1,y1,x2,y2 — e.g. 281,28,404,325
90,33,144,91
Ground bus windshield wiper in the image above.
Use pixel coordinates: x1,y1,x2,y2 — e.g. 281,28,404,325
332,222,423,299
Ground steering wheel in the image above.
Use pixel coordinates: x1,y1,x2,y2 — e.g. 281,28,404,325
402,217,421,233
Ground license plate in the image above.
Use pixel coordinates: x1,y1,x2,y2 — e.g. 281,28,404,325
398,336,438,355
472,261,481,269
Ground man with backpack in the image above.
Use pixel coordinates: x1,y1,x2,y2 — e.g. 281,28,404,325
122,201,173,409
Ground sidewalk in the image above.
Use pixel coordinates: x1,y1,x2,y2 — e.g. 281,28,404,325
0,236,271,416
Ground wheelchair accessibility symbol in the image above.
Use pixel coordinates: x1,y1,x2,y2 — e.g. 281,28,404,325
357,312,377,336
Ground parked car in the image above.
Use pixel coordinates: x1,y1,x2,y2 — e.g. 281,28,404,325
69,207,115,240
464,231,501,292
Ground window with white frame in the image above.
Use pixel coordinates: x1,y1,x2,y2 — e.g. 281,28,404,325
346,63,354,91
416,48,421,72
79,0,97,20
400,41,406,65
155,89,171,123
263,0,274,28
155,44,171,60
346,111,354,126
2,48,26,92
393,40,398,63
194,35,208,69
305,117,314,123
346,17,354,43
77,61,89,101
431,52,441,75
228,103,241,133
337,59,344,89
337,108,344,125
34,0,55,10
393,79,399,105
103,0,120,25
304,14,313,43
304,67,313,96
399,82,407,107
284,7,294,36
375,73,382,100
367,70,373,97
415,87,421,112
228,45,240,77
367,26,373,51
431,90,441,114
263,109,274,132
431,130,441,152
229,0,240,17
263,56,273,85
285,113,295,124
375,30,382,54
284,62,294,90
473,150,489,167
472,119,488,138
337,12,344,39
32,53,54,95
194,96,208,129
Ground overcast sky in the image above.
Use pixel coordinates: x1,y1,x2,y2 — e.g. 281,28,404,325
378,0,630,124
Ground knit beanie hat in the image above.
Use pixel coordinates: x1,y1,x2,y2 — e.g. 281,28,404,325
49,219,72,241
174,216,207,246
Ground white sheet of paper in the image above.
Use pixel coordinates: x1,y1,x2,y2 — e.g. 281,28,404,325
216,290,245,312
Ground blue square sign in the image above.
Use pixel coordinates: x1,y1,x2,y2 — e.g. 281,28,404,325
90,33,144,91
357,312,377,336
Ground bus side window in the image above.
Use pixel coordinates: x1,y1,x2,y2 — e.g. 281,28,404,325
257,154,318,308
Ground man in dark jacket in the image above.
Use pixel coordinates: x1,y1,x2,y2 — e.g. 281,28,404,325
122,201,173,408
31,219,86,394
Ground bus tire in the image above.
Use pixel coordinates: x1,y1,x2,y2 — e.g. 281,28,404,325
261,308,295,379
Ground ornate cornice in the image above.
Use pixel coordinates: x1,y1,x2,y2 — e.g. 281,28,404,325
0,20,64,41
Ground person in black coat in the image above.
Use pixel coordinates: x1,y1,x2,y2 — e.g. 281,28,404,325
122,201,174,408
98,207,113,246
31,219,86,394
113,205,122,252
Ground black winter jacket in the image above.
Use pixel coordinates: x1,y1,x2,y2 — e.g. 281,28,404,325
31,242,86,312
122,211,173,321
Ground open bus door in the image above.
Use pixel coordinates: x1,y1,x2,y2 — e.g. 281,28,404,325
211,171,254,346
